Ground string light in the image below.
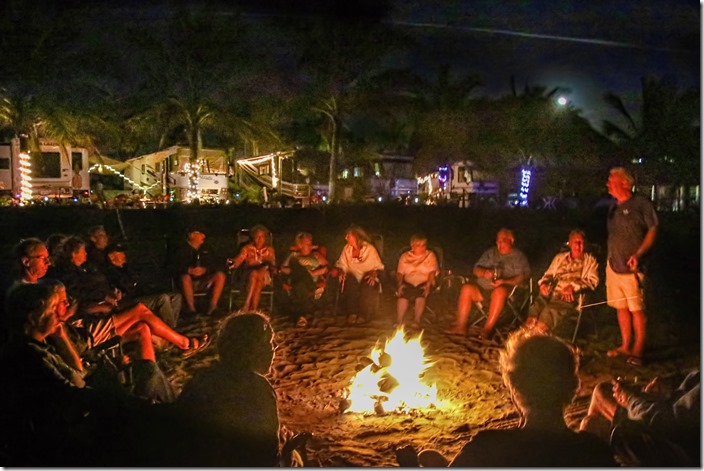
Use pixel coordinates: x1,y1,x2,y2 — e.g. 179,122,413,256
89,163,149,191
19,151,32,204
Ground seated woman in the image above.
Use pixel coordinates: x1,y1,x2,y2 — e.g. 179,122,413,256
53,236,210,359
279,232,328,326
176,312,280,466
395,234,439,329
228,225,276,311
335,225,384,325
396,329,617,467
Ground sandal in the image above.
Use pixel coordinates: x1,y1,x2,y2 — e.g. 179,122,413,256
626,356,644,366
411,321,421,330
182,334,211,359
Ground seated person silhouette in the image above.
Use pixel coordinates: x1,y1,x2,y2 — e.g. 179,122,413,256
394,234,439,330
525,229,599,334
395,329,617,467
176,312,280,467
580,370,700,466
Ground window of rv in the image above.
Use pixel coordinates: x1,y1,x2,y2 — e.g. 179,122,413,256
72,152,83,170
33,152,61,179
0,158,9,169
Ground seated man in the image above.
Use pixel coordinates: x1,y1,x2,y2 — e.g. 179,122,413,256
103,242,183,328
395,234,439,329
86,225,110,270
169,225,226,316
447,228,530,339
525,229,599,335
580,370,700,466
228,224,277,312
279,232,328,326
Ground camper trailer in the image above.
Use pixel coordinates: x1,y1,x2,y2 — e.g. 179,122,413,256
0,138,90,202
123,146,230,202
418,160,499,205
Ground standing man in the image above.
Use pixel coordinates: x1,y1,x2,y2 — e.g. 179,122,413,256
605,167,658,366
446,228,530,339
169,225,226,316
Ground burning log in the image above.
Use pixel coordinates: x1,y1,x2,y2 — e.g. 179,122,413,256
343,327,442,414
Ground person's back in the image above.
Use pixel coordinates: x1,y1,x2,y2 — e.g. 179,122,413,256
451,427,616,467
175,312,279,466
177,363,279,466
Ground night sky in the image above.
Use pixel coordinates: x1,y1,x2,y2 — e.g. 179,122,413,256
386,0,700,126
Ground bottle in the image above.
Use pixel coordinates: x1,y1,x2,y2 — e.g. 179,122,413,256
492,266,499,282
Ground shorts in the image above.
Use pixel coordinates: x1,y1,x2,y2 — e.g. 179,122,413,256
398,282,428,301
606,261,645,311
192,276,212,293
84,314,117,349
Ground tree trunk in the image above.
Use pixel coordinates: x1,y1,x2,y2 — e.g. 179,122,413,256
328,116,338,202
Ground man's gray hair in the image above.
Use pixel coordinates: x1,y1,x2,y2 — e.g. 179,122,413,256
610,167,635,188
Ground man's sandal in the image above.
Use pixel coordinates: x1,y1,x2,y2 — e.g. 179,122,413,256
626,356,644,366
182,334,211,359
607,348,628,358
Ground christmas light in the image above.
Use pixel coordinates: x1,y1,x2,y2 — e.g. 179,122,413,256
519,167,532,206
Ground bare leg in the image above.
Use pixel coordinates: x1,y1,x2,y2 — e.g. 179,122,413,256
447,283,482,334
413,297,427,325
580,382,618,442
121,322,156,361
396,297,409,325
113,303,189,350
631,310,647,359
180,274,196,312
610,308,633,356
481,286,508,336
207,271,226,313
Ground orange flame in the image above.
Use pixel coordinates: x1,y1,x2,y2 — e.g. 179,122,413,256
345,326,442,414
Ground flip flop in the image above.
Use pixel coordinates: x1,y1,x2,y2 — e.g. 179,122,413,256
626,356,644,366
182,334,211,359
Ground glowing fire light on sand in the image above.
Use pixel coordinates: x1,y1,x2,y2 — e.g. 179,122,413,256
344,327,443,414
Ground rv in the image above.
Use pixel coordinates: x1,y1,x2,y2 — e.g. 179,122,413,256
123,146,230,203
0,138,90,201
418,160,499,205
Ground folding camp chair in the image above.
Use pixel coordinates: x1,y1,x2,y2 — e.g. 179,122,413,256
228,229,275,313
470,278,533,341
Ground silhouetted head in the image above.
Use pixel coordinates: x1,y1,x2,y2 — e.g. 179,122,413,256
217,312,275,374
501,329,579,415
14,238,50,281
5,282,60,340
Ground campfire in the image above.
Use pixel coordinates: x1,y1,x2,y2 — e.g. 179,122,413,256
342,326,442,415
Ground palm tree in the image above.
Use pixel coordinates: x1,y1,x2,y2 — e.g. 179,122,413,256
602,76,700,208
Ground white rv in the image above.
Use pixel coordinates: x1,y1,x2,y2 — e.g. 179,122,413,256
0,138,90,201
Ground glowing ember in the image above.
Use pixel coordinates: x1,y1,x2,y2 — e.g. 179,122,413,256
344,326,441,414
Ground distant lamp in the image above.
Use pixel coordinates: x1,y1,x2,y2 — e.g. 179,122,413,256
556,96,568,106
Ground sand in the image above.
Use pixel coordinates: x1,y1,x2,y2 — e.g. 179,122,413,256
162,296,700,467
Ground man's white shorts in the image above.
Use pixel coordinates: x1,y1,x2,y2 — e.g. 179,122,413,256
606,261,645,311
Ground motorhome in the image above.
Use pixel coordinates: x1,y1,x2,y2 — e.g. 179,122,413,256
0,138,90,201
